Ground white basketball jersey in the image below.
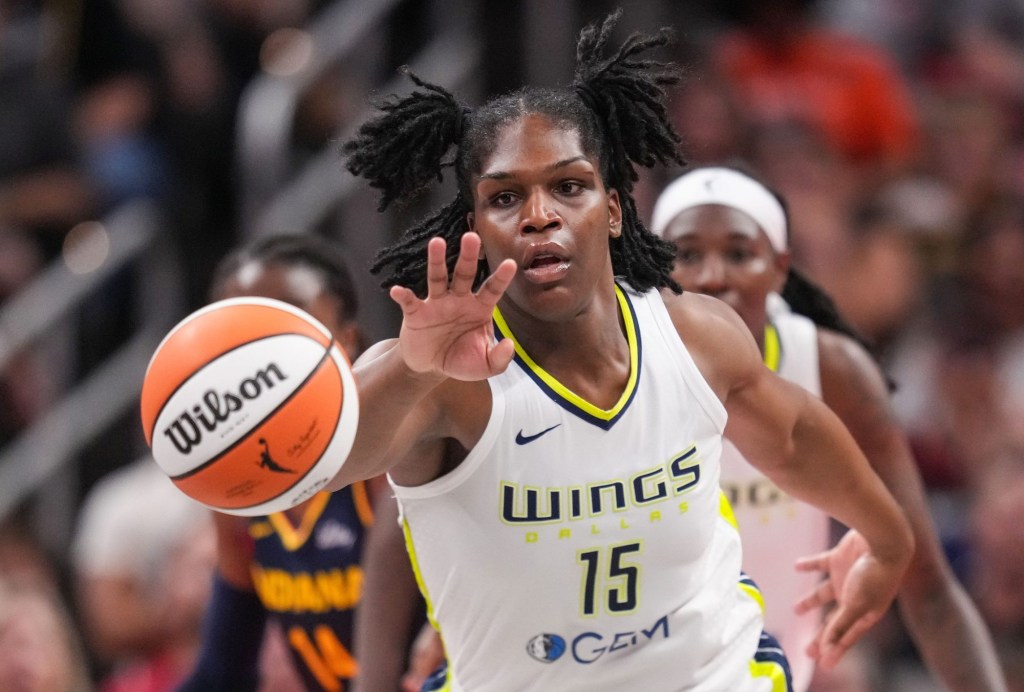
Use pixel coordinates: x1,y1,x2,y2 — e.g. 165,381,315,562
720,305,828,692
392,286,785,691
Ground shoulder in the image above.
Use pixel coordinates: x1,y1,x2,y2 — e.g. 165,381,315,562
816,329,888,394
660,290,765,401
660,289,747,335
816,328,893,424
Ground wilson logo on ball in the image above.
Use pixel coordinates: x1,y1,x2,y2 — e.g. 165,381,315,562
140,297,360,516
162,362,290,455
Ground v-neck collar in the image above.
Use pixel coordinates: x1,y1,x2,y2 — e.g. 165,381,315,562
493,284,641,430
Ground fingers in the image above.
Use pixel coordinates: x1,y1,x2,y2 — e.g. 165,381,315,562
814,606,882,670
401,674,424,692
794,551,829,573
477,259,517,306
450,233,482,296
794,578,835,615
425,237,450,298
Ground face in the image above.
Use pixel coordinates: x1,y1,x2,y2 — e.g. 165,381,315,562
0,593,77,692
214,261,362,359
467,114,621,319
665,205,789,336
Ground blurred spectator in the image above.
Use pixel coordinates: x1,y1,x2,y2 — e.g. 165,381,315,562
918,90,1015,227
72,459,215,691
889,195,1024,489
0,516,61,593
0,576,93,692
828,203,927,352
71,0,326,310
746,120,858,284
670,70,748,167
711,0,921,180
0,0,96,260
969,452,1024,689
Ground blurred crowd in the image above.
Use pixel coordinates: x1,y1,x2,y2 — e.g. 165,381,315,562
0,0,1022,690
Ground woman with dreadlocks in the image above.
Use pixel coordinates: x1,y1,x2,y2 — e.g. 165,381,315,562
651,166,1007,692
332,12,912,690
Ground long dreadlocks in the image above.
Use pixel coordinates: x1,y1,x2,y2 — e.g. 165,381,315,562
342,10,685,297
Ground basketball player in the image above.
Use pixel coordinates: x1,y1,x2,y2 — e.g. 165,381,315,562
327,12,914,690
178,234,422,692
650,166,1007,691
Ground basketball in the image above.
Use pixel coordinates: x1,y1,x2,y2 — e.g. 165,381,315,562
140,297,359,516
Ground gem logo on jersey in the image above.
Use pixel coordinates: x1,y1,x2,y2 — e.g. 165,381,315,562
526,633,566,663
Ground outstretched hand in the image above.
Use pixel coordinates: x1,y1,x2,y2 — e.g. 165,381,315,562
389,233,517,381
794,529,902,670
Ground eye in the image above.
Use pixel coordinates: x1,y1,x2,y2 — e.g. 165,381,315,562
490,192,518,208
554,180,584,195
675,248,701,264
727,247,755,262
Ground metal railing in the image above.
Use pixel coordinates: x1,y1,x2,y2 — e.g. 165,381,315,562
0,200,182,547
236,0,481,344
0,0,483,545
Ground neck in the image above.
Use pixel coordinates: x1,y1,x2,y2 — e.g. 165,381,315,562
496,283,624,365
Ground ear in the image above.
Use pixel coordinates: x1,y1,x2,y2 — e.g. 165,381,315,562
607,189,623,238
771,250,792,293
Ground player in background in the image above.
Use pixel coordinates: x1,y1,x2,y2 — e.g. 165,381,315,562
650,165,1007,692
178,233,422,692
332,12,913,690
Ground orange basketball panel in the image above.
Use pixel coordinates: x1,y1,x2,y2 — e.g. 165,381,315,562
171,357,343,510
141,301,332,442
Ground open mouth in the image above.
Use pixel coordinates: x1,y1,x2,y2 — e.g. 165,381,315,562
522,251,570,283
529,254,563,269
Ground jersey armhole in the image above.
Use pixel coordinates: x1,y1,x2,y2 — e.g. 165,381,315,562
389,378,504,500
646,292,728,433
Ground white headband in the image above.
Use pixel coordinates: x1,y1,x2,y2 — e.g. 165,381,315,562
650,167,788,253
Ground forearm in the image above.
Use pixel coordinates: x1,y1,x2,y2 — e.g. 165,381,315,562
329,341,445,489
770,397,913,566
177,573,266,692
898,578,1007,692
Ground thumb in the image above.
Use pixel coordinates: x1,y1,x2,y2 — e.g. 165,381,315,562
487,338,515,375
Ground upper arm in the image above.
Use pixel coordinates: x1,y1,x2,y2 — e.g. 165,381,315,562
667,292,810,473
818,331,951,588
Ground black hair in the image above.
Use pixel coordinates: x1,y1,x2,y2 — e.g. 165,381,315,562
343,10,685,297
210,233,359,323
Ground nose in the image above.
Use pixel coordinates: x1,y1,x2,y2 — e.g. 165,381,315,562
693,256,728,294
519,188,561,235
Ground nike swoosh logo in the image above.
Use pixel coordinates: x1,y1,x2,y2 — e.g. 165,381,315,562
515,424,562,445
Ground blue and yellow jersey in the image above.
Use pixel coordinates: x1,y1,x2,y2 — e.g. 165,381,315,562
248,484,373,691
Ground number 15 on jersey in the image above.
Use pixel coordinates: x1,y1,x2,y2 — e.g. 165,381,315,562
577,540,643,617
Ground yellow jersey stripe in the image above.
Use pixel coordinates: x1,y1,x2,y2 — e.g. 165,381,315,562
749,659,790,692
492,285,639,426
718,490,739,530
268,491,331,552
351,480,375,528
764,322,780,372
